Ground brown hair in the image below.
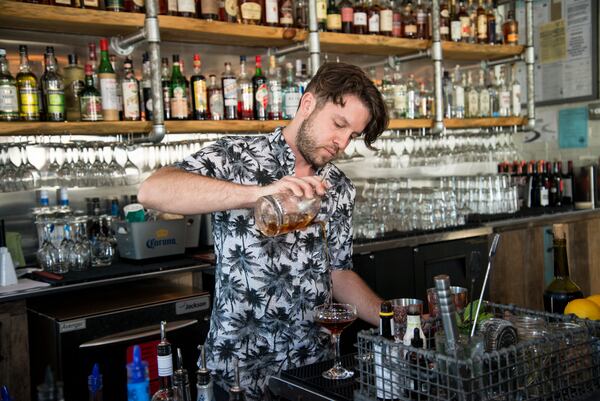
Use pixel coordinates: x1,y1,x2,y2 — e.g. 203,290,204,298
304,62,388,150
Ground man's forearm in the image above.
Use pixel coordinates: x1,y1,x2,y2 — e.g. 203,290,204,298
332,269,382,327
138,167,261,215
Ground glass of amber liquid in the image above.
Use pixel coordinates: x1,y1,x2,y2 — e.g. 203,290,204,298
314,303,358,380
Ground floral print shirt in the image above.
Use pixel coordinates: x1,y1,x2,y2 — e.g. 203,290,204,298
176,127,355,400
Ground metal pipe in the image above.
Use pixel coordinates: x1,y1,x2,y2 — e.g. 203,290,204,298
272,42,309,57
430,0,444,135
481,54,523,69
307,0,320,75
524,0,535,131
110,29,147,57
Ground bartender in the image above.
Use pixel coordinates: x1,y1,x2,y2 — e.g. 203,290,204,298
138,62,388,400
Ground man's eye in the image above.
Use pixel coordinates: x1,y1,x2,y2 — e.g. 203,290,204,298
334,122,343,128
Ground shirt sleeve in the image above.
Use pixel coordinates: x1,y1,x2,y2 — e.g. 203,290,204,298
173,138,232,180
327,175,355,271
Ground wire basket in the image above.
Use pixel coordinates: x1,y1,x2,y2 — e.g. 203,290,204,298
355,302,600,401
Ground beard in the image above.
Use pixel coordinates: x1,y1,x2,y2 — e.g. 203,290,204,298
296,113,335,168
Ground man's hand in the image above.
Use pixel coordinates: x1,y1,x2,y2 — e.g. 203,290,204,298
257,175,329,199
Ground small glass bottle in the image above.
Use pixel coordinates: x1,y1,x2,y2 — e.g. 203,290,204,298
151,322,176,401
353,0,368,34
439,0,450,41
16,45,40,121
41,47,66,122
266,55,282,120
339,0,353,33
121,57,141,121
190,54,208,120
80,64,103,122
161,57,172,120
252,55,268,120
98,39,119,121
264,0,279,26
222,62,238,120
326,0,341,32
170,55,189,120
63,54,85,122
208,74,224,121
237,56,254,120
0,48,19,121
278,0,294,27
502,8,518,45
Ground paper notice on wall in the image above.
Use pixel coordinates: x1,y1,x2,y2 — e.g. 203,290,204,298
559,107,588,148
539,20,567,64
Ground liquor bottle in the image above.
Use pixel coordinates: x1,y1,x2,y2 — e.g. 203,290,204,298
406,73,417,119
465,70,478,118
151,322,176,401
16,45,40,121
106,0,124,11
266,55,282,120
452,66,464,119
543,224,583,314
190,54,208,120
196,345,215,401
485,0,495,44
127,345,151,401
439,0,450,40
326,0,341,32
264,0,279,26
381,65,394,113
239,0,262,24
498,67,511,117
528,160,539,208
88,364,103,401
296,59,310,94
403,304,425,348
406,328,429,398
80,64,103,121
140,52,153,121
549,162,562,207
562,161,574,206
339,0,353,33
207,74,223,120
228,361,246,401
98,39,119,121
488,69,499,117
222,0,238,22
457,1,470,42
415,0,427,39
295,0,308,28
467,0,477,43
125,0,145,12
0,48,19,121
64,54,85,122
450,0,461,42
170,55,189,120
222,62,238,120
502,7,518,45
374,301,398,400
252,55,268,120
402,0,416,38
279,0,294,27
476,0,487,43
41,47,65,122
161,57,172,120
510,64,521,117
121,57,140,121
477,69,489,117
178,0,197,18
416,81,428,118
442,70,453,118
168,0,178,15
367,0,381,35
87,43,99,89
392,64,406,118
392,0,402,37
237,56,253,120
353,0,368,34
110,54,124,120
173,349,192,401
316,0,327,30
282,62,300,120
538,160,549,207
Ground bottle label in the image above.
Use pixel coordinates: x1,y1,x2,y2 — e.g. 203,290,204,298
507,33,518,43
265,0,278,23
223,78,237,106
193,80,208,112
451,21,462,40
440,25,449,35
83,0,99,6
460,16,471,37
563,178,573,199
468,91,479,117
142,87,153,120
240,83,253,111
405,24,417,35
134,0,144,7
46,92,65,114
441,8,449,18
353,12,367,26
540,187,549,206
368,13,379,32
209,91,224,119
240,2,261,20
179,0,196,12
99,75,119,111
479,90,490,116
0,84,19,113
455,87,465,108
255,83,268,112
54,0,71,5
19,87,39,114
268,83,282,112
171,86,188,118
316,0,326,20
379,10,393,32
106,0,123,8
284,92,301,117
80,95,103,121
327,14,342,30
122,81,140,119
341,6,353,22
168,0,177,11
280,2,294,25
512,84,521,116
157,354,174,377
225,0,237,16
477,15,487,38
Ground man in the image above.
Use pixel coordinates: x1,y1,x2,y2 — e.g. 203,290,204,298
138,62,389,399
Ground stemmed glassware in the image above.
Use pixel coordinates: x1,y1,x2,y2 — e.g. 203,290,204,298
314,303,358,380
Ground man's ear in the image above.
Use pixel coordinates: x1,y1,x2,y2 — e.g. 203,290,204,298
298,92,317,118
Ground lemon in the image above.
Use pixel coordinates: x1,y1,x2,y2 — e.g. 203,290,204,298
587,294,600,309
564,299,600,320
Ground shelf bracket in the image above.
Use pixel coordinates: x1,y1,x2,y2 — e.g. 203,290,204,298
393,50,431,64
480,55,523,69
271,42,309,57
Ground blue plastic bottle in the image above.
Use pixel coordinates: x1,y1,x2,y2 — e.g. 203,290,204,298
127,345,151,401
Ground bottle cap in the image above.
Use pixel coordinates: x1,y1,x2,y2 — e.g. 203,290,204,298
85,63,93,75
99,38,109,51
127,345,149,384
172,54,180,63
379,300,393,316
255,55,261,65
240,55,246,62
68,54,78,65
193,54,201,61
196,344,212,386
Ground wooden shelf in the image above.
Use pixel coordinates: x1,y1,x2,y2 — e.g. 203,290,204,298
0,117,526,136
320,32,429,57
441,41,524,61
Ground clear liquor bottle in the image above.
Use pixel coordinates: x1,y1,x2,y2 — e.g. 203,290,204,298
510,64,521,117
151,322,176,401
465,70,479,118
141,52,153,121
406,73,417,119
207,74,224,120
282,62,301,120
41,47,65,122
222,62,238,120
442,70,453,118
498,67,511,117
0,48,19,121
64,54,85,122
252,55,268,120
477,69,490,117
237,56,254,120
381,65,394,113
121,57,141,121
488,67,500,117
267,55,282,120
392,64,407,118
80,64,103,122
190,54,208,120
161,57,172,120
452,66,464,118
170,54,189,120
16,45,40,121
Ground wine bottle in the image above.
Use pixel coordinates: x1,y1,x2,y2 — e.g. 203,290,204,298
543,224,583,314
374,301,398,400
